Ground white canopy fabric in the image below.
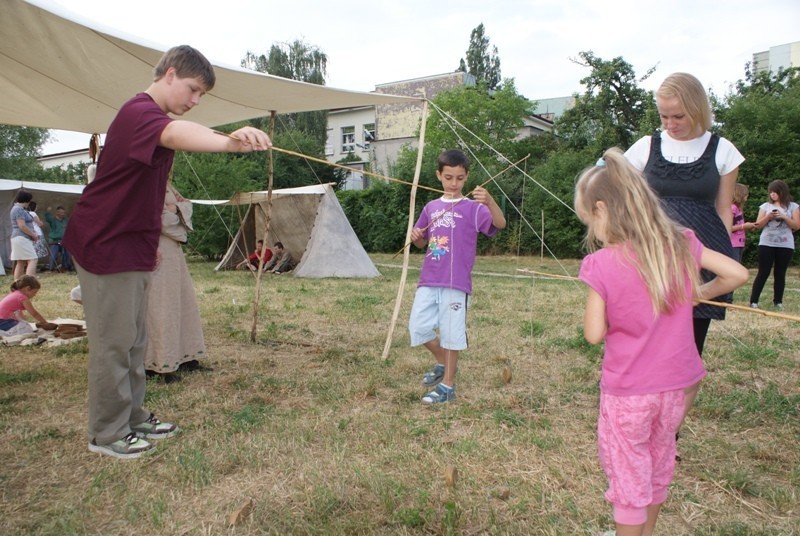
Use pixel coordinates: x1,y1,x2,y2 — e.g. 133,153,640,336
1,0,420,134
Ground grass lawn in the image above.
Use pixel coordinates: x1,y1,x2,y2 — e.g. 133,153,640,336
1,254,798,535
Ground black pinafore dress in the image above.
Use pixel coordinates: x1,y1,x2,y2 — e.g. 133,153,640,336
643,130,733,320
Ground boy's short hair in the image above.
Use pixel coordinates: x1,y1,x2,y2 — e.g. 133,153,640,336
437,150,470,173
15,190,33,203
274,242,284,249
153,45,216,91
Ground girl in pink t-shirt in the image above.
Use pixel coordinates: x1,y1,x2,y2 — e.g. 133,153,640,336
575,148,748,536
730,183,755,263
0,275,49,336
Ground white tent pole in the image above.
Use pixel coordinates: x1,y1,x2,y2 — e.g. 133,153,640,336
251,111,277,342
382,97,429,360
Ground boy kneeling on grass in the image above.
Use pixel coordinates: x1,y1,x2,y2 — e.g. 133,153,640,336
409,149,506,404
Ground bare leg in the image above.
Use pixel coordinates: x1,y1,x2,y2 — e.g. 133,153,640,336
25,259,37,277
614,503,662,536
680,381,701,429
13,261,24,281
423,338,458,386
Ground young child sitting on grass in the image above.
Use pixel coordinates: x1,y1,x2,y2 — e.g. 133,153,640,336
0,275,52,337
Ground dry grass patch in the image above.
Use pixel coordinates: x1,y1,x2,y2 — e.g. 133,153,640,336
1,256,798,534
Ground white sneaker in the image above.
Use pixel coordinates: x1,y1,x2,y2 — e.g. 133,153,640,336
88,432,154,459
750,303,759,309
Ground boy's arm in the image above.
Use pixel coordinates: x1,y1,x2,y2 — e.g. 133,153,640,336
160,121,271,153
472,186,506,229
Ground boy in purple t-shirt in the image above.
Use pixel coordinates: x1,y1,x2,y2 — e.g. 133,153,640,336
64,45,271,459
409,150,506,404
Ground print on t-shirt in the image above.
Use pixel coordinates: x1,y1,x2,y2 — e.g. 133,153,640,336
427,207,462,261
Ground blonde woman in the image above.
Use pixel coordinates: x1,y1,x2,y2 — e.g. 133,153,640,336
625,73,745,356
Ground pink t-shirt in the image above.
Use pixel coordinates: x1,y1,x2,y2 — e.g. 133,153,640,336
415,197,497,294
579,230,706,396
0,290,27,320
730,204,745,248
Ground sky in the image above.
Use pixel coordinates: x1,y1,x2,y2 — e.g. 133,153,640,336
40,0,799,153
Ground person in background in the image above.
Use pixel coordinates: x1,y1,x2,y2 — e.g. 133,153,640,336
730,183,755,263
27,201,50,262
144,182,207,383
62,45,271,460
45,206,74,272
10,191,39,280
748,180,800,310
576,148,748,536
235,239,273,271
262,241,294,274
0,275,52,337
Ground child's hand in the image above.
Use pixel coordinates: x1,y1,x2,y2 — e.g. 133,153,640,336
472,186,493,205
410,228,424,243
231,126,272,151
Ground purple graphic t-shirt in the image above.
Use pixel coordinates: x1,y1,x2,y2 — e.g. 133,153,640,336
414,197,497,294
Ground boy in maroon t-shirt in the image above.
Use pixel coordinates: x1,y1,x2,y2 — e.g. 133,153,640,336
64,45,271,459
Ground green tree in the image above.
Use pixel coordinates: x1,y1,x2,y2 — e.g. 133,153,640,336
242,40,328,145
555,51,657,154
714,66,800,189
713,66,800,264
339,81,537,253
457,23,502,91
0,125,50,179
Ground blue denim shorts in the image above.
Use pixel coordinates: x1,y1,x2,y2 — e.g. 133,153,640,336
408,286,468,350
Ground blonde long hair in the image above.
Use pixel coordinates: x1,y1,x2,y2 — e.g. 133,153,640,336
575,148,700,313
656,72,713,134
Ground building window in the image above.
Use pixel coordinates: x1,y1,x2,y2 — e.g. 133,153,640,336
363,123,375,149
341,126,355,153
325,128,334,156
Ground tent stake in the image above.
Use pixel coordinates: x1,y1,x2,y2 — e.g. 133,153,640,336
251,111,277,342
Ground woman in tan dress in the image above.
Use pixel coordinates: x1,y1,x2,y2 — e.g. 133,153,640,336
144,184,207,382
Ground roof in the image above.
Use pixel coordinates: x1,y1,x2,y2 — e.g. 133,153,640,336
192,184,331,206
0,178,85,195
1,0,421,134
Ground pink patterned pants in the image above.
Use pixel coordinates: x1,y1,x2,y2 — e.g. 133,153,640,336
598,390,684,525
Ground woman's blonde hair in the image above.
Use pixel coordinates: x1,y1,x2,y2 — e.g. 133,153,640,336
656,72,712,134
575,148,700,313
732,183,749,208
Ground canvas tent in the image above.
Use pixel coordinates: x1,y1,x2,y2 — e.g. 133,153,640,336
1,0,420,133
0,179,84,269
205,184,379,278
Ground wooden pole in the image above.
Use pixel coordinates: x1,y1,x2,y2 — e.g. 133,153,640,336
250,111,277,342
382,98,429,359
540,210,544,259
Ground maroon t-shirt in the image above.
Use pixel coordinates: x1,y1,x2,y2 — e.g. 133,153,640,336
63,93,174,274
